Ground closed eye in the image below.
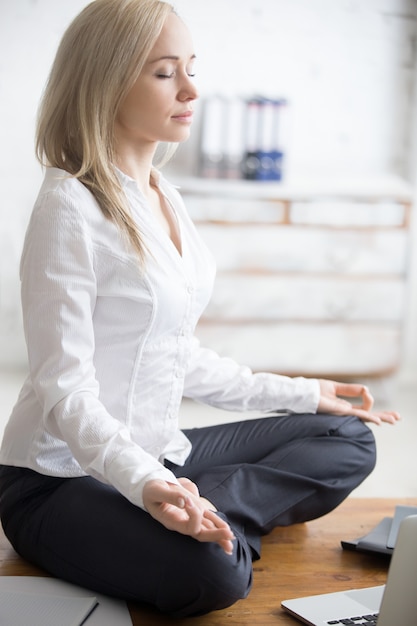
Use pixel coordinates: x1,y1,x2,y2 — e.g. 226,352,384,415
156,72,196,79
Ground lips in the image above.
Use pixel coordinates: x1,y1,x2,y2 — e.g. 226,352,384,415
172,111,193,122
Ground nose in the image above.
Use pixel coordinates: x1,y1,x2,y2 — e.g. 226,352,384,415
178,73,199,102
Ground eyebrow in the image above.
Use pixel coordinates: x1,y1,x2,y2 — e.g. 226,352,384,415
148,54,196,64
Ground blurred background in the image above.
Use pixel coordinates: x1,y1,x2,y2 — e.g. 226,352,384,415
0,0,416,495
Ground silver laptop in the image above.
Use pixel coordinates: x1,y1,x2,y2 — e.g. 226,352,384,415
281,514,417,626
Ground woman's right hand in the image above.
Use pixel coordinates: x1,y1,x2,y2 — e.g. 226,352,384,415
142,477,235,555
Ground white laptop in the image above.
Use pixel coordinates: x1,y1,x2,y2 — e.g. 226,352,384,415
281,514,417,626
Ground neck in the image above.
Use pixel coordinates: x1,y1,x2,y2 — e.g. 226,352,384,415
114,142,158,197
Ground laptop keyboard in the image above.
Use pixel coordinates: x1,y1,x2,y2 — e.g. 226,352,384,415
327,615,379,625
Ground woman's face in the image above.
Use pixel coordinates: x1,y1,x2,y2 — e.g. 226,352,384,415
115,12,198,150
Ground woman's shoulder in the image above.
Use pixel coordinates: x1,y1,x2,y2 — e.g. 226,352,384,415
33,167,105,229
25,168,112,247
38,167,95,205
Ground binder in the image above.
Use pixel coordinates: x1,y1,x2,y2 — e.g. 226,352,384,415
0,577,132,625
341,505,417,557
199,95,288,181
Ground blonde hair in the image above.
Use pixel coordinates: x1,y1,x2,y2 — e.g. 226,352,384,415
36,0,175,261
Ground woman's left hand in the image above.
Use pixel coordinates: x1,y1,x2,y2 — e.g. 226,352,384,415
317,379,401,426
142,477,235,555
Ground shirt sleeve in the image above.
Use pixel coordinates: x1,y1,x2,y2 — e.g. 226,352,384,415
183,337,320,414
21,188,177,510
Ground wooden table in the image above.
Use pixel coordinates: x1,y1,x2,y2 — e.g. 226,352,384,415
1,498,416,625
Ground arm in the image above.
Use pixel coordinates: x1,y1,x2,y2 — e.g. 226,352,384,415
183,340,399,425
183,337,320,414
21,187,177,509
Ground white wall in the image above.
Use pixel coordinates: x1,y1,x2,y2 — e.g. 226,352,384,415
402,29,417,383
0,0,88,365
0,0,416,370
175,0,416,179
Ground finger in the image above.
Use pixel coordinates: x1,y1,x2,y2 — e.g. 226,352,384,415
143,480,178,506
194,529,235,554
218,538,235,555
163,483,205,510
333,382,374,410
184,502,235,551
199,510,235,539
146,481,197,511
198,518,232,539
177,477,200,498
359,388,374,412
373,410,401,424
345,407,382,425
203,509,235,535
183,496,204,535
349,408,400,426
196,522,235,541
320,397,355,416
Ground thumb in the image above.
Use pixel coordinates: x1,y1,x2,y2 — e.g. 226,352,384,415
143,479,187,508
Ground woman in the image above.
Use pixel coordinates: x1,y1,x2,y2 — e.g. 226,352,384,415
0,0,399,617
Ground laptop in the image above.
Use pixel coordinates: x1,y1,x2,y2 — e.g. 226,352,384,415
281,514,417,626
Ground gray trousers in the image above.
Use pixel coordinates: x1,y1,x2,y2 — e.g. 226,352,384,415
0,413,376,617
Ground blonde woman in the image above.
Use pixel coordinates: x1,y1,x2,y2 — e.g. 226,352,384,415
0,0,399,617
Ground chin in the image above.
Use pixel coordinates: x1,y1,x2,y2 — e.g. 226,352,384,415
166,130,192,144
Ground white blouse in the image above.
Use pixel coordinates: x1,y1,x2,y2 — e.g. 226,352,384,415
0,167,319,509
